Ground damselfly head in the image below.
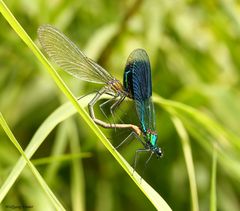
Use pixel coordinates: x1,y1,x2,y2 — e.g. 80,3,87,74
154,146,163,158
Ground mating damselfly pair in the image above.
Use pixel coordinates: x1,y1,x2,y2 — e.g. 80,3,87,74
38,25,162,168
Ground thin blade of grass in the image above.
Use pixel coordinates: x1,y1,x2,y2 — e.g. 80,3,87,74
154,95,240,182
172,116,199,211
210,146,217,211
31,153,91,166
0,99,87,202
67,118,86,211
0,113,65,210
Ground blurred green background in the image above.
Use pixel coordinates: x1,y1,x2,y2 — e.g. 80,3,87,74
1,0,240,210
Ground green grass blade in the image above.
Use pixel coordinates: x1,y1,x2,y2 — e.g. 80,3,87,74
0,99,87,203
0,113,65,210
210,146,217,211
68,119,86,211
154,95,240,181
172,117,199,211
31,153,91,166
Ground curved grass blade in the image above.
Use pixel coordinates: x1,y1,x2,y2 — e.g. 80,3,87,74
0,113,66,210
154,95,240,181
210,146,217,211
0,96,92,203
172,117,199,211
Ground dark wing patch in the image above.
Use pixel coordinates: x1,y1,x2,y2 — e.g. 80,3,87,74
123,49,156,132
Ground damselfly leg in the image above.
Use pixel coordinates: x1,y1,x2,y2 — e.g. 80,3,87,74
99,92,124,127
116,131,144,149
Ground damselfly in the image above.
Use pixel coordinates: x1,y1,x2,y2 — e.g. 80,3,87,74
119,49,163,168
37,25,140,134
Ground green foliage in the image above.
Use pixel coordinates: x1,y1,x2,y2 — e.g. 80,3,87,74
1,0,240,210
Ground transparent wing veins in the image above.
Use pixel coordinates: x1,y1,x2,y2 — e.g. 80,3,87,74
38,25,113,84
